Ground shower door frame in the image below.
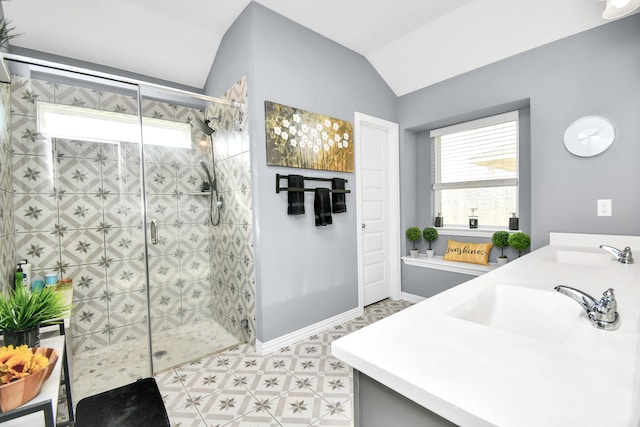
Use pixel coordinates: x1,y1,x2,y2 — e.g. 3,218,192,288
4,54,243,378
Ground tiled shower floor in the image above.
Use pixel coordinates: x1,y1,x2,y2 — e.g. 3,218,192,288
71,319,241,402
157,299,413,426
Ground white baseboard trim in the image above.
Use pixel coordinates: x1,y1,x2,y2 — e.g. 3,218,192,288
255,306,363,355
400,292,427,304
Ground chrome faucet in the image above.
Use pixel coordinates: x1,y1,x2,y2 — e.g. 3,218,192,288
554,286,620,331
600,245,634,264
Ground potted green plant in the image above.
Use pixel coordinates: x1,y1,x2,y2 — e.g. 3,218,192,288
422,226,438,258
492,230,510,265
0,18,18,50
406,227,422,257
0,18,18,83
0,284,71,347
508,231,531,257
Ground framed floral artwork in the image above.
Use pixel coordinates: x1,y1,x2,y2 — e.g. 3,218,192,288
265,101,354,172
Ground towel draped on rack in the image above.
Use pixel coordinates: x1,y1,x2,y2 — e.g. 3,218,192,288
314,188,333,226
287,174,305,215
331,178,347,213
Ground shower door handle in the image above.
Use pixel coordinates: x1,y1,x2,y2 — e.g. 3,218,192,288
150,219,159,245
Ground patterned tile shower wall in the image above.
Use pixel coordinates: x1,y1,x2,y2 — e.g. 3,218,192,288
140,98,214,346
0,82,16,291
206,77,256,346
7,73,250,356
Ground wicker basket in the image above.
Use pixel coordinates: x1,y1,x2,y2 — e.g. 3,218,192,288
0,347,59,413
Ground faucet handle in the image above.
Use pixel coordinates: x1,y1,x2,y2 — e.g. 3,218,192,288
593,288,618,321
602,288,615,299
600,245,634,264
599,288,616,310
556,285,621,330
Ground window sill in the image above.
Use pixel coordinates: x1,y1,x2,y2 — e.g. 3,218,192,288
432,227,520,239
401,254,497,276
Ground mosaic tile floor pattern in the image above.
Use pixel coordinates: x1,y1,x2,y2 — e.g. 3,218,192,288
70,318,242,403
157,299,413,427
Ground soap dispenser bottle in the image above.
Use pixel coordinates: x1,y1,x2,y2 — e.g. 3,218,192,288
469,208,478,229
509,213,519,231
434,212,443,228
20,259,32,292
15,264,24,290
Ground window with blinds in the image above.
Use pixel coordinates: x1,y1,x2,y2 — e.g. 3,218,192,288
431,111,518,228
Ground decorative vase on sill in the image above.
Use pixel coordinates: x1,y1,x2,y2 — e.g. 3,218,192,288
469,208,478,229
410,249,419,258
496,257,508,266
509,212,519,231
426,249,435,258
434,213,443,228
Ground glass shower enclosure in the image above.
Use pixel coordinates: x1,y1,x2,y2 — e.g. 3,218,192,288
5,57,249,402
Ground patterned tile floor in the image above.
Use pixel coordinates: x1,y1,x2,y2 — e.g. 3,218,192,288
156,299,413,427
71,318,242,402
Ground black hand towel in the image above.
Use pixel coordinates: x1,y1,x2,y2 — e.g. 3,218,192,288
314,188,333,226
331,178,347,213
287,175,305,215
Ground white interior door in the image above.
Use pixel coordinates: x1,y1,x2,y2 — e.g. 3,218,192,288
355,113,400,307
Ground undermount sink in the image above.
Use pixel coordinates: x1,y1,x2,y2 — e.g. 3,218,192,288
547,250,613,266
447,285,582,343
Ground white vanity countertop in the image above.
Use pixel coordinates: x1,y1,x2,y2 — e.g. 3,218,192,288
332,234,640,427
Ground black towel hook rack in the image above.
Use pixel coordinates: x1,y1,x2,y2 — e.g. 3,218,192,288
275,173,350,194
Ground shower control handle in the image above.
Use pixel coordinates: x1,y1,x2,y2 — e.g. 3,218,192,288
150,219,159,245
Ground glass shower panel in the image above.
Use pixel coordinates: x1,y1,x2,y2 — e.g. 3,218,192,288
140,86,244,372
6,60,152,400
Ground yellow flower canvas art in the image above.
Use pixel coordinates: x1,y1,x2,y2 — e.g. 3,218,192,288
265,101,354,172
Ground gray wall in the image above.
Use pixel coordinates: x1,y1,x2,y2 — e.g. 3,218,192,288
399,14,640,257
401,265,475,299
205,3,397,342
207,6,640,320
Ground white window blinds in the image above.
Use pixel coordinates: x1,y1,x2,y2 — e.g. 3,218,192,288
431,111,519,227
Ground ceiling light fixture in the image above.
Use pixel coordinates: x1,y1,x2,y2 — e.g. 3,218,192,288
600,0,640,19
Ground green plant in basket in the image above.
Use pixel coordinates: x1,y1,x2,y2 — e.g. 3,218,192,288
0,285,70,332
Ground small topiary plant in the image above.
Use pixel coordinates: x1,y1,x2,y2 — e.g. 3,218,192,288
406,227,422,250
422,227,438,250
508,231,531,257
492,231,510,258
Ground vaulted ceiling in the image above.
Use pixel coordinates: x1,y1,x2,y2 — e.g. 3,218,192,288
1,0,622,96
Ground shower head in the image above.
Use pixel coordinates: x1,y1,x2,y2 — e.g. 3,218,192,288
190,117,215,136
200,160,214,187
